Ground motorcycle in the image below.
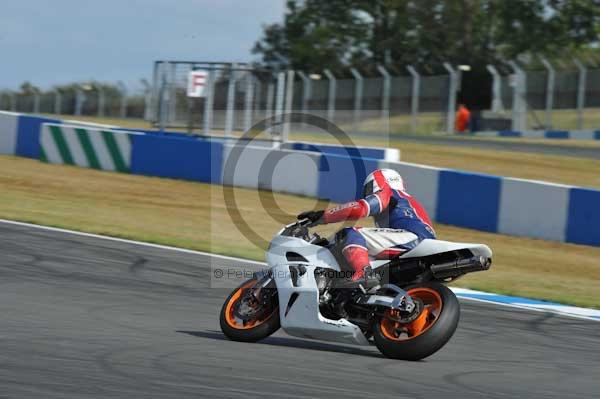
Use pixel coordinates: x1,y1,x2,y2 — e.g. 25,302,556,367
220,219,492,360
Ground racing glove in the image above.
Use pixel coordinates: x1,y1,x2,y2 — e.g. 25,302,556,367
297,210,324,225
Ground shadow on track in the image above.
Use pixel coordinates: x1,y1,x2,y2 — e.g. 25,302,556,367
177,330,381,358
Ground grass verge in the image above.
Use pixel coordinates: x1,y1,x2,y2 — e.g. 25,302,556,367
1,155,598,308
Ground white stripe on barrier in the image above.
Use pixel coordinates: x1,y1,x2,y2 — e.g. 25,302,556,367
63,127,89,168
0,111,19,155
571,131,595,140
521,130,545,138
384,148,400,162
113,131,132,166
88,129,115,171
498,178,570,241
40,124,62,164
222,145,320,198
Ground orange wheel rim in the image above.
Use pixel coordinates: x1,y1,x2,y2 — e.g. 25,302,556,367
224,280,277,330
380,287,443,341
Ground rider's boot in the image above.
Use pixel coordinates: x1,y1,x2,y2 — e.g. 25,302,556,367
334,266,380,292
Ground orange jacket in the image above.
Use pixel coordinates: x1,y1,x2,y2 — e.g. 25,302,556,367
455,105,471,133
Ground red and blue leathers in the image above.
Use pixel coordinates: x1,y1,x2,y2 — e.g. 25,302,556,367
321,170,436,280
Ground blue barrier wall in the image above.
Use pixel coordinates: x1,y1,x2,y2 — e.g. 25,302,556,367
130,134,223,184
436,171,501,232
566,188,600,246
318,153,379,203
16,115,60,158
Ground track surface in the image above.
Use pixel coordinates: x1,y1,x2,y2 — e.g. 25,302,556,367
1,222,598,398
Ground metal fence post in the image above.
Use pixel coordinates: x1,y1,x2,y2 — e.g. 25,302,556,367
203,69,215,136
253,78,262,121
224,65,238,138
574,58,587,130
243,72,255,132
168,62,177,124
97,86,105,117
297,71,311,116
376,65,391,121
54,90,62,115
275,71,286,120
540,58,555,129
350,68,363,133
9,92,16,112
118,81,128,119
150,62,161,122
75,89,85,116
406,65,420,134
158,64,169,131
443,63,458,134
508,61,527,131
282,70,295,142
486,65,503,113
33,92,40,114
265,80,275,121
323,69,336,122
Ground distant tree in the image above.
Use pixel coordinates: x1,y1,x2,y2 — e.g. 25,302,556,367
253,0,600,74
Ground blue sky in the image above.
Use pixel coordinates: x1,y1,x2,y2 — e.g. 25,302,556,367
0,0,284,92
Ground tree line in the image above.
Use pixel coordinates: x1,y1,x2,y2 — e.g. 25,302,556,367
253,0,600,77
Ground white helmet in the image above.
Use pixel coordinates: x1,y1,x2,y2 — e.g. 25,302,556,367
363,169,405,196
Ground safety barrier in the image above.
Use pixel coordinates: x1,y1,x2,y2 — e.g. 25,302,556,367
40,124,135,172
1,112,599,247
0,111,19,155
0,111,60,158
221,144,321,197
473,129,600,140
131,134,222,183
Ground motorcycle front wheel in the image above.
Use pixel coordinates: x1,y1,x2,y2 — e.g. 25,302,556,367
373,282,459,360
220,278,280,342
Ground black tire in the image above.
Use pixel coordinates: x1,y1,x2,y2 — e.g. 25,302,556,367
219,279,280,342
373,282,460,361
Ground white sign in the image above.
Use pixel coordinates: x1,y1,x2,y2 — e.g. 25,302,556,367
187,70,208,97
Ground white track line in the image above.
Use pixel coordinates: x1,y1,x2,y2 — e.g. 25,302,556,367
1,218,598,322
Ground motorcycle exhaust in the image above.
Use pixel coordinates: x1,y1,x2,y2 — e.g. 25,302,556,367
430,256,492,279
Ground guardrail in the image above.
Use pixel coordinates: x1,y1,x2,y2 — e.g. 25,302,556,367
0,111,598,247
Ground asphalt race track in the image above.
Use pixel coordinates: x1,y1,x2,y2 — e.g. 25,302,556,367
1,221,598,398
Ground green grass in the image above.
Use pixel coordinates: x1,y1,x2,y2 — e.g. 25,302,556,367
1,155,599,308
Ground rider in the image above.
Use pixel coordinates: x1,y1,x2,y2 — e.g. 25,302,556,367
298,169,436,287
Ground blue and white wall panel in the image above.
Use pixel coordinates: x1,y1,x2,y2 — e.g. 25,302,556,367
221,144,320,198
378,160,441,218
498,178,570,241
0,111,20,155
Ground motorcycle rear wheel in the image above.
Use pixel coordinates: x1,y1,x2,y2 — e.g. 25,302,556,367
373,282,459,360
220,278,280,342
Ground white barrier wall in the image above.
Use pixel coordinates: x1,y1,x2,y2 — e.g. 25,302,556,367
0,111,19,155
498,179,570,241
222,144,321,198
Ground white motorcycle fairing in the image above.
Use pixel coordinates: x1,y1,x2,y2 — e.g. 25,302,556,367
265,231,492,346
267,235,370,345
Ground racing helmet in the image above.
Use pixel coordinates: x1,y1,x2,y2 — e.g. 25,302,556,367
363,169,405,197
